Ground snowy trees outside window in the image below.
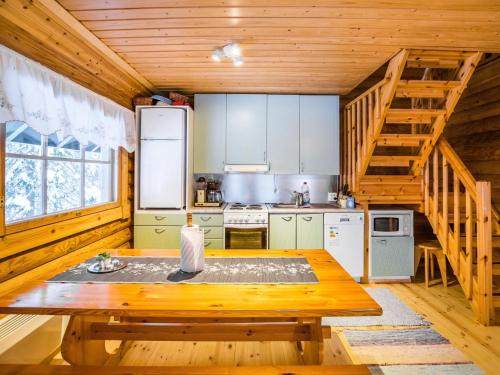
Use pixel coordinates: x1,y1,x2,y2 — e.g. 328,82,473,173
5,121,116,223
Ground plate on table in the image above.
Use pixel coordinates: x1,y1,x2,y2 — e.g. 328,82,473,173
87,260,128,274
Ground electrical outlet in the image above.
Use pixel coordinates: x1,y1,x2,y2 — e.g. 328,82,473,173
328,192,337,202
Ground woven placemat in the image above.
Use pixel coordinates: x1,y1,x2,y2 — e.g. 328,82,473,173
47,256,319,284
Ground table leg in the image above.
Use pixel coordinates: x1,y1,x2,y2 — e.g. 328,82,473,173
61,316,114,366
299,317,324,365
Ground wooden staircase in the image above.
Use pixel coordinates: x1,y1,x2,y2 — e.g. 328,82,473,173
342,49,483,204
341,49,500,325
422,138,500,326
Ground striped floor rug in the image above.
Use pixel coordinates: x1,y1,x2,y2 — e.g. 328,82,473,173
329,288,485,374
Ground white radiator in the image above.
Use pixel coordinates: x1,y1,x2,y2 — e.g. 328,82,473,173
0,315,62,364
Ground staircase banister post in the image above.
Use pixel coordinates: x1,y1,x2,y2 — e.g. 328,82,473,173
358,49,409,177
475,180,493,325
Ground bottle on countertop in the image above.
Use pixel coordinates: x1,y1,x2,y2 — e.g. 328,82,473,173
301,181,310,206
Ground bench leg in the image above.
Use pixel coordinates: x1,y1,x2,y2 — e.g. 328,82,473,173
61,316,115,366
300,318,323,365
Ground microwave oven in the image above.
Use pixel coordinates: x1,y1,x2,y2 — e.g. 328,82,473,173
369,210,413,237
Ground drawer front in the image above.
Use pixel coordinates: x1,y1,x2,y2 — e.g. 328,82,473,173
134,213,186,226
192,214,223,227
203,239,224,249
296,214,323,249
201,226,224,239
134,225,182,249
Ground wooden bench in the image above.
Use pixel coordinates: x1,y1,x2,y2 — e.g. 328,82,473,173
0,365,371,375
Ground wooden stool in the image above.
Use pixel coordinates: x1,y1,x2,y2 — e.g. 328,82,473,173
416,241,448,288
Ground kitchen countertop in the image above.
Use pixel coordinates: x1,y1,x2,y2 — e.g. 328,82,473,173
187,203,363,214
267,204,363,214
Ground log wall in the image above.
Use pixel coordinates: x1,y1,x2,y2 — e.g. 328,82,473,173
0,152,134,292
444,55,500,211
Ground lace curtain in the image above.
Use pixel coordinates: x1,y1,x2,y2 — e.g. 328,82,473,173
0,45,136,152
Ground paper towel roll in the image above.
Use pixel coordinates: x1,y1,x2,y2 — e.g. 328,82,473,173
180,224,205,273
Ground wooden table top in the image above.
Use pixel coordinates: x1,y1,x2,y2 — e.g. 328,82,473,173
0,249,381,318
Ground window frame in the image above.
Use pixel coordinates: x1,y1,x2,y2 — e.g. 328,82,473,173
0,124,129,236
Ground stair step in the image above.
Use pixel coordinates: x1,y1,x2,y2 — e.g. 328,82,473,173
407,50,476,60
406,56,461,69
385,109,446,124
359,175,423,197
361,175,422,184
396,80,461,98
369,155,419,167
377,134,432,147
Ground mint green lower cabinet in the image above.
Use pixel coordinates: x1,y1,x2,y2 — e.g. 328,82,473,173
203,239,224,249
134,225,182,249
296,214,324,249
269,214,297,249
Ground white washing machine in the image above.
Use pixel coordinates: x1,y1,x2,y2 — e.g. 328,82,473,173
324,212,364,280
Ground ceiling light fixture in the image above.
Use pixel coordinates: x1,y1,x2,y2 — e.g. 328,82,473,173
232,55,243,66
212,43,243,66
211,48,223,62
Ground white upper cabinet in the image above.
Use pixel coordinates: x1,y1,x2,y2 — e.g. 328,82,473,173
299,95,339,175
226,94,267,165
193,94,226,173
267,95,300,174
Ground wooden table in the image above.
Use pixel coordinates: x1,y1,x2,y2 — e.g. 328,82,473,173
0,249,381,366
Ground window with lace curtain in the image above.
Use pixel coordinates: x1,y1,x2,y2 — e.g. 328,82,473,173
5,121,117,223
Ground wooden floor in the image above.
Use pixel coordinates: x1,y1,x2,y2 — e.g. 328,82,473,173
50,279,500,374
383,281,500,375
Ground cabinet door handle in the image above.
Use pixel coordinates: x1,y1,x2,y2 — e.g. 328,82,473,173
301,162,304,173
200,217,212,222
282,216,293,222
264,151,266,162
204,229,212,234
154,228,166,234
302,216,313,222
377,239,387,245
155,216,166,221
204,241,212,247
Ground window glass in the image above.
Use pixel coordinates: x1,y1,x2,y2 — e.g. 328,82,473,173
47,134,81,159
4,123,117,224
5,157,43,221
85,163,111,206
47,161,82,214
6,121,42,156
85,143,109,162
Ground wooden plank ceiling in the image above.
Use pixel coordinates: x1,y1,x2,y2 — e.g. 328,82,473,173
57,0,500,95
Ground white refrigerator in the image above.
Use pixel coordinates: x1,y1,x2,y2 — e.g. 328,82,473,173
139,107,186,209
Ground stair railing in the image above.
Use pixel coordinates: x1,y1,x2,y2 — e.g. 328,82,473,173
423,137,493,325
342,50,409,192
342,78,385,192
